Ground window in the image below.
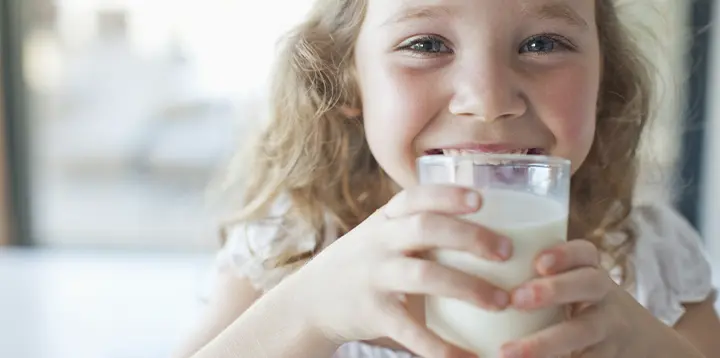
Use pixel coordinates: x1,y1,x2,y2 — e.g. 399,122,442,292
9,0,699,250
19,0,313,249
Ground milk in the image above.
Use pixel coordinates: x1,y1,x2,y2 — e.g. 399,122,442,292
425,189,568,357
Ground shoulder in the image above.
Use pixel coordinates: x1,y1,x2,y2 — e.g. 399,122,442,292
215,195,321,292
629,202,715,326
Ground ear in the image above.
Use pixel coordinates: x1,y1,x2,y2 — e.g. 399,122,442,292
340,105,362,118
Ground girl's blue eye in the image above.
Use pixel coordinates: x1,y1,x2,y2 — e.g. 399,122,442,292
401,36,452,55
520,35,570,54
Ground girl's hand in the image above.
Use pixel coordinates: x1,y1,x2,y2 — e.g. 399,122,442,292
500,240,652,358
284,185,514,358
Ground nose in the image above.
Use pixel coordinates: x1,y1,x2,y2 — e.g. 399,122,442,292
448,57,527,122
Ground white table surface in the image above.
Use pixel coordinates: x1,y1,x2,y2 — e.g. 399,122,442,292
1,248,719,358
0,248,214,358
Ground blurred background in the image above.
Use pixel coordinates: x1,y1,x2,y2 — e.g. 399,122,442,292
0,0,718,357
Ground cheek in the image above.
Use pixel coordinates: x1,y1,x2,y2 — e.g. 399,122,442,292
359,63,440,186
537,67,599,170
546,84,596,144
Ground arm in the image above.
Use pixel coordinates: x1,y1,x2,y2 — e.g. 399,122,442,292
173,271,338,358
631,205,720,357
672,293,720,357
172,271,261,357
191,274,339,358
642,292,719,358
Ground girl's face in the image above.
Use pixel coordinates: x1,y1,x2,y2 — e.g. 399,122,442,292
354,0,601,188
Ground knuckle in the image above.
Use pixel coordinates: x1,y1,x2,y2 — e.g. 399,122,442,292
369,261,390,286
404,185,425,198
409,185,439,205
470,225,489,244
523,338,544,357
427,343,455,358
577,240,600,264
594,270,614,295
474,228,499,252
394,189,411,206
436,347,456,358
384,306,410,336
388,320,412,342
468,279,493,302
587,323,605,342
468,277,487,295
409,260,437,282
385,190,410,216
474,290,498,309
390,319,411,338
582,240,600,266
446,185,468,204
578,318,605,342
410,212,437,236
576,239,597,252
543,278,563,300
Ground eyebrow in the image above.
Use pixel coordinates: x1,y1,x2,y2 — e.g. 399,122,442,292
382,5,453,27
524,2,589,30
383,3,589,31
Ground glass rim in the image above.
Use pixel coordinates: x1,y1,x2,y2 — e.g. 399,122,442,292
416,153,571,167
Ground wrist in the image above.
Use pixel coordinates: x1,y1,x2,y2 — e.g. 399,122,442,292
196,278,340,358
645,323,705,358
265,275,341,355
618,291,705,358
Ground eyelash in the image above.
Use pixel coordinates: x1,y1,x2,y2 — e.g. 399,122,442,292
397,35,453,57
520,34,576,55
397,34,576,57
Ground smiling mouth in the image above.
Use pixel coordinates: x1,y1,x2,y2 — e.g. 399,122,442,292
424,148,546,156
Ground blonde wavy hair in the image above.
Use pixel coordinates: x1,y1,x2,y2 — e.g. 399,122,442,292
221,0,652,283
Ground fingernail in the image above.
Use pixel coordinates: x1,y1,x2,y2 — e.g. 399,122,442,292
494,290,510,308
513,287,534,308
537,253,555,272
501,344,522,358
496,238,513,260
465,191,481,210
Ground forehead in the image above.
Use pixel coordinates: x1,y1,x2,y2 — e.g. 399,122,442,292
363,0,595,29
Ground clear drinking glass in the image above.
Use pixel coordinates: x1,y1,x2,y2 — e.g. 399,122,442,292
418,154,571,358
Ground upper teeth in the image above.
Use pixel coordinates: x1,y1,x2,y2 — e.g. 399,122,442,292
442,149,531,156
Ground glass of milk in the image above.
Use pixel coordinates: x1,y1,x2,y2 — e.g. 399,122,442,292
418,154,571,358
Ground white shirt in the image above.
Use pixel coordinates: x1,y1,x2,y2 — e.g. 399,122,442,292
216,201,714,358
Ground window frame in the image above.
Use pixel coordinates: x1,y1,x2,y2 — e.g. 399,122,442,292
1,0,34,246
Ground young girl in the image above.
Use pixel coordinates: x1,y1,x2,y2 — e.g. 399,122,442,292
178,0,720,357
